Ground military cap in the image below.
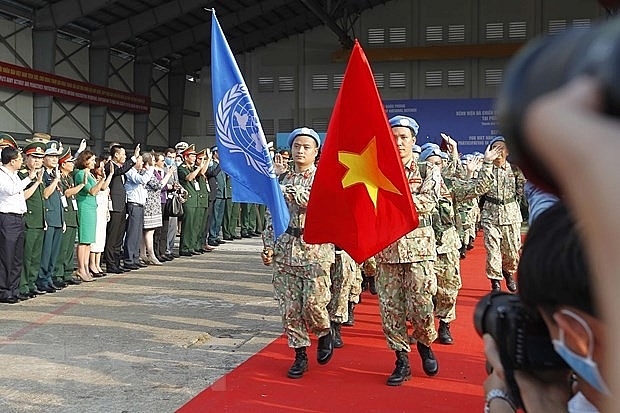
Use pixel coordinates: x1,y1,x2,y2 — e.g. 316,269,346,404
420,142,440,152
0,133,17,149
181,144,196,158
489,136,506,147
27,132,51,143
210,145,218,153
175,141,189,151
287,127,321,149
44,140,63,156
389,115,419,136
196,149,207,159
23,142,46,158
412,145,422,154
58,147,75,164
419,147,443,162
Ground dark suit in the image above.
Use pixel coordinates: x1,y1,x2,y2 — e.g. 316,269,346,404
104,158,135,269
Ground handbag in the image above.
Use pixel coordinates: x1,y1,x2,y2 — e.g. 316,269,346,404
165,192,184,217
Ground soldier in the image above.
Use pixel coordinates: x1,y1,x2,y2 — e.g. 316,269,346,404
178,144,204,256
412,144,421,163
207,147,227,247
0,133,18,150
261,127,335,379
420,140,501,345
480,136,526,292
194,149,213,253
37,141,65,292
54,148,83,286
375,115,440,386
18,141,47,297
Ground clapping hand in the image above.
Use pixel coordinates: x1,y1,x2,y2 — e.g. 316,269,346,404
441,133,458,155
134,144,141,159
78,139,87,153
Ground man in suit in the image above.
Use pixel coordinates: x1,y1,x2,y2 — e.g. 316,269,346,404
104,143,140,273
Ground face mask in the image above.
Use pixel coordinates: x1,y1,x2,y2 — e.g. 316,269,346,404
175,160,182,167
567,391,599,413
164,157,173,166
552,309,611,396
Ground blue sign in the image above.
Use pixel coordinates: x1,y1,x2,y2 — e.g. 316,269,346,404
384,98,498,155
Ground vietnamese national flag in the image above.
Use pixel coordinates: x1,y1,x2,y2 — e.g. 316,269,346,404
303,40,418,263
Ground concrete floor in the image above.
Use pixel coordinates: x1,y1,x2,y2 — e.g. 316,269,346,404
0,237,281,413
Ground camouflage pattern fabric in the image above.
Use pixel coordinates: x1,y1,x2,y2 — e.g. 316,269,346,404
482,221,521,281
434,247,461,323
328,251,360,322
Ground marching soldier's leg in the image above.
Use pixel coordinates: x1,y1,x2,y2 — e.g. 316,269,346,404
434,250,461,344
500,222,522,292
482,222,503,291
303,261,333,365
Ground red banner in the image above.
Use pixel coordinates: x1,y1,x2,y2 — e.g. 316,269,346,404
0,61,150,113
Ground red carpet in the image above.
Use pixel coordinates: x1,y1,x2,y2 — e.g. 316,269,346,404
178,237,491,413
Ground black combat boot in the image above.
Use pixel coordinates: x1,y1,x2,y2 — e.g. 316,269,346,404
287,347,308,379
416,341,439,376
386,350,411,386
438,320,454,345
459,244,467,259
332,322,343,348
503,270,517,293
317,329,334,365
491,279,501,292
368,276,377,295
342,302,355,327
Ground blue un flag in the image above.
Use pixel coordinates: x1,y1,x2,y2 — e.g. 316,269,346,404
211,11,290,239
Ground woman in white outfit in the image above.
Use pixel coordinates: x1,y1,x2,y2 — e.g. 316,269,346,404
89,157,112,276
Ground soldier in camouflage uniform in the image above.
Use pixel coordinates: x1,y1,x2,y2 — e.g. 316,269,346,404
261,127,335,380
480,136,526,292
374,115,441,387
420,139,501,345
328,248,361,342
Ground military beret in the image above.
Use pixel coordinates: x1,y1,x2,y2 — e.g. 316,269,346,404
44,140,63,156
420,142,440,152
0,133,17,149
23,142,46,157
287,127,321,149
181,144,196,158
439,151,449,160
389,115,419,136
412,145,422,154
489,136,506,147
420,147,442,162
210,146,218,152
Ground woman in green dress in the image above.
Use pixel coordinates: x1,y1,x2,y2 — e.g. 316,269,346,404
74,150,112,281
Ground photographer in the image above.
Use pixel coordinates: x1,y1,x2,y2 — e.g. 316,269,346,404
483,202,606,413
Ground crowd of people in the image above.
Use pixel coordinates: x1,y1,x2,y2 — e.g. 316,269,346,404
0,133,266,304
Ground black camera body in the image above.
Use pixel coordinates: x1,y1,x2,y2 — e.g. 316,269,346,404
474,292,567,408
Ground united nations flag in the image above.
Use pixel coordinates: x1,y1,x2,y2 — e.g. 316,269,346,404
210,11,290,238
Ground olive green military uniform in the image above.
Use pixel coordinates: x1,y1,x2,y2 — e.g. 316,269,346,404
178,163,200,254
18,170,46,295
195,173,210,251
55,173,79,284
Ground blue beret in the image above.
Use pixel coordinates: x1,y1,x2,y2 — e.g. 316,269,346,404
489,136,505,147
439,151,449,160
412,145,422,154
287,127,321,149
420,142,440,152
389,115,419,136
420,147,442,162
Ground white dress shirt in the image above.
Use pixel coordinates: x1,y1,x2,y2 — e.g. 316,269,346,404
0,165,30,214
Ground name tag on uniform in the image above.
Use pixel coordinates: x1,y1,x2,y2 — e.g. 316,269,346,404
194,181,200,191
72,199,78,210
108,199,113,211
60,195,68,208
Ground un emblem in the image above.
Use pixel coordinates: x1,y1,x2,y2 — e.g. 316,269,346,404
216,84,274,178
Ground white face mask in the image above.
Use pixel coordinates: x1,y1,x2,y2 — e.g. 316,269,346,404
567,391,599,413
552,309,611,396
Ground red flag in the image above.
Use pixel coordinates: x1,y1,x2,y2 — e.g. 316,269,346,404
303,40,418,263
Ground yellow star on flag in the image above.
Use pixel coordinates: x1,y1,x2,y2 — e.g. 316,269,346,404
338,137,401,209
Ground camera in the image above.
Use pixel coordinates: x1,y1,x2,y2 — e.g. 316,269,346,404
474,292,567,408
496,17,620,195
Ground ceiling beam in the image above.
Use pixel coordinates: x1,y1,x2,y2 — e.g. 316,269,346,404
299,0,354,48
91,0,212,47
34,0,120,30
179,13,313,73
137,0,290,62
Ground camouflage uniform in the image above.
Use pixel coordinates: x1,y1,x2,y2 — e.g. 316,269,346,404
263,165,335,348
433,161,494,322
375,159,439,350
328,249,361,323
480,163,526,281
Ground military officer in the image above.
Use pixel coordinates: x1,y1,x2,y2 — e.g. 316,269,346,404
194,149,212,253
18,141,47,297
0,133,18,149
178,144,204,256
261,127,335,380
480,136,526,292
54,148,83,286
37,141,65,292
375,115,440,386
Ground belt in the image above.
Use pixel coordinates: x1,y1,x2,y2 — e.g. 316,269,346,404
127,202,144,207
285,226,304,237
417,216,432,228
0,212,24,217
483,195,516,205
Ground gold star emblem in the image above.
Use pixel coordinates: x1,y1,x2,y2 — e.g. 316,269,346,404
338,137,401,209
